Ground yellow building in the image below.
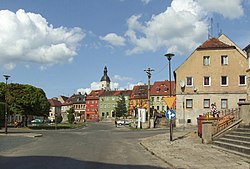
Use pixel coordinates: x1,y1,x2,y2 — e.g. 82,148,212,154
174,34,248,127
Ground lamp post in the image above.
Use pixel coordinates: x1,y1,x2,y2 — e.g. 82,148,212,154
164,53,174,141
3,75,10,134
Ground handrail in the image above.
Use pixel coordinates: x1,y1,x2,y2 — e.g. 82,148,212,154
212,108,240,136
213,119,242,138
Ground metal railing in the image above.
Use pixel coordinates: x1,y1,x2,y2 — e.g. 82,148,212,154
213,108,240,135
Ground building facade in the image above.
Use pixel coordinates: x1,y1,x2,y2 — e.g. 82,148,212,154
174,34,248,127
48,98,62,122
99,90,131,120
150,80,175,114
129,85,148,117
85,90,104,121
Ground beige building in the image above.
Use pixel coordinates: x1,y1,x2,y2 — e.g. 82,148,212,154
174,34,248,127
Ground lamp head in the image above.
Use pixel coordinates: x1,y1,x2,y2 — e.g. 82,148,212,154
164,53,175,61
3,75,10,81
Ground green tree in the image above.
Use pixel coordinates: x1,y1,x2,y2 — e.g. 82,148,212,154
67,107,75,124
0,102,4,128
55,114,63,124
3,83,50,126
115,95,127,118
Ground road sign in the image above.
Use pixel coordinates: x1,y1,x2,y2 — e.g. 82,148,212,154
165,109,176,120
163,96,176,109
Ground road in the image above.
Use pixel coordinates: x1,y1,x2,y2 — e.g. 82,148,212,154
0,122,171,169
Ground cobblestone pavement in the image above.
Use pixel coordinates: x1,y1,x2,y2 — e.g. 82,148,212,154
140,128,250,169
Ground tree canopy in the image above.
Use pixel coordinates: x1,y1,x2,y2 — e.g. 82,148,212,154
0,83,50,119
115,95,127,118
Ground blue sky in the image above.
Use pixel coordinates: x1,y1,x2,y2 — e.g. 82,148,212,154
0,0,250,98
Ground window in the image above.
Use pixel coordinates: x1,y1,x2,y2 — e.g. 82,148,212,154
239,99,246,103
203,76,210,86
203,56,210,66
162,106,165,111
239,75,246,86
221,99,228,109
203,99,210,108
157,97,160,102
186,77,193,86
186,99,193,108
157,106,159,110
221,55,228,65
221,76,228,86
151,97,154,102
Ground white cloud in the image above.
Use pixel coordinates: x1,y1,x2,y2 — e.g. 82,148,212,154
197,0,244,19
125,0,208,55
0,9,85,70
100,33,126,46
141,0,151,5
124,0,245,55
76,81,146,95
113,75,133,81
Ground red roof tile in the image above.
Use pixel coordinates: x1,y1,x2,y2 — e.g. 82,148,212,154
151,80,175,96
48,98,62,107
197,38,235,50
86,90,105,100
130,85,148,99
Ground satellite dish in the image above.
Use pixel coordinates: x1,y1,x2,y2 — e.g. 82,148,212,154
179,80,185,88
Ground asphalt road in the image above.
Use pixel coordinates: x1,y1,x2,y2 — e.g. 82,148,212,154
0,122,171,169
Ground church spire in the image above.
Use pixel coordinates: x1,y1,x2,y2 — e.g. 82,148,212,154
100,66,111,90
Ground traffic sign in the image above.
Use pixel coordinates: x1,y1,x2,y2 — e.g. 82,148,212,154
165,109,176,120
163,96,176,109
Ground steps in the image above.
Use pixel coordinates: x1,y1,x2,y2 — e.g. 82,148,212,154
212,125,250,158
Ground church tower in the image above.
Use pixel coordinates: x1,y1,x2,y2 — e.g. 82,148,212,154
100,66,111,91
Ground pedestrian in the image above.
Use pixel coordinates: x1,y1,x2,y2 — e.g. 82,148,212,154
211,103,219,118
115,120,117,127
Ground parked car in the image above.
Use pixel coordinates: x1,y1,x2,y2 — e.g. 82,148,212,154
31,119,43,124
117,119,131,125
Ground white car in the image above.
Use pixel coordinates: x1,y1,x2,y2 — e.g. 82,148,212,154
117,120,131,125
31,119,43,124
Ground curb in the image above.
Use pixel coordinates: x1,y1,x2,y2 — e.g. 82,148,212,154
0,133,43,138
140,142,176,169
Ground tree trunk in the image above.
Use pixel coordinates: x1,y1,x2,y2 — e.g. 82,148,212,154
24,115,28,127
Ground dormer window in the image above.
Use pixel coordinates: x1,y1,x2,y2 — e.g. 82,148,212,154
156,87,160,92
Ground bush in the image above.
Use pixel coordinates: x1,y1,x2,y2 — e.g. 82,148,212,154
0,102,5,128
55,114,63,124
67,113,75,124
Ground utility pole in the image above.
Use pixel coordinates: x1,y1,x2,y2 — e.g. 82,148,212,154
144,68,154,128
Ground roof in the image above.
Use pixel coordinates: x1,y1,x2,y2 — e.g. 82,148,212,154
244,44,250,52
66,92,86,104
86,90,105,100
196,37,235,50
130,85,148,99
99,90,132,97
48,98,62,107
151,80,175,96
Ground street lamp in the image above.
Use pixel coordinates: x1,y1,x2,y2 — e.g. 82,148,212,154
164,53,174,141
3,75,10,134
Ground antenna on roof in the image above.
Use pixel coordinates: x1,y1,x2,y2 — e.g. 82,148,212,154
217,22,222,37
208,18,213,39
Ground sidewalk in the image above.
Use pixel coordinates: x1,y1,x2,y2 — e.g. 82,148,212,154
0,128,42,138
140,128,250,169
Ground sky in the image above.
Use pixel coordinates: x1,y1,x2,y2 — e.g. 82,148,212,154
0,0,250,98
